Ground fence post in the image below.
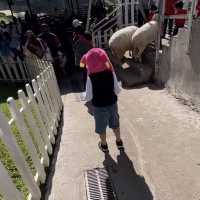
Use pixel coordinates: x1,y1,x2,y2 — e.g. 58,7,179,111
0,62,8,80
32,79,55,143
41,71,59,128
124,0,129,26
0,161,24,200
97,31,102,48
49,66,63,111
36,75,57,136
7,97,46,184
25,84,53,154
12,61,20,80
131,0,135,25
2,57,14,80
0,112,41,200
44,68,60,122
18,90,50,167
16,57,27,80
117,1,123,28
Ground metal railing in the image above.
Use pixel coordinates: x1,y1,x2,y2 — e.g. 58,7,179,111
92,0,139,48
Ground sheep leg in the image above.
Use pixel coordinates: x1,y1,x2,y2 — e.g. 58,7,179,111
136,46,146,63
132,47,138,61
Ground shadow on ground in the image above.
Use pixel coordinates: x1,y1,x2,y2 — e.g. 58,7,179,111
103,150,153,200
59,71,85,95
41,110,64,200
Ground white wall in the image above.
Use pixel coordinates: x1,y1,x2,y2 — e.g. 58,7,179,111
157,18,200,110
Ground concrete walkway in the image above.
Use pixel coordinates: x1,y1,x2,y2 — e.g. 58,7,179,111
47,83,200,200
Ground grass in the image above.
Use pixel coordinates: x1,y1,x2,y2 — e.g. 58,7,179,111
0,83,25,118
0,13,12,24
0,83,40,199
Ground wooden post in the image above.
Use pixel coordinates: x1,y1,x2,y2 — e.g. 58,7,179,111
18,90,50,168
25,84,53,155
124,0,129,26
131,0,135,25
0,161,23,200
7,97,46,184
117,0,123,28
32,79,55,144
0,112,41,199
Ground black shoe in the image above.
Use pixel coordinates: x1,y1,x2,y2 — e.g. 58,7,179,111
116,140,124,150
98,142,109,153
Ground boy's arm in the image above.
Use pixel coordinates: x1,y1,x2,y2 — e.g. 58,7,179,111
85,77,93,102
113,72,121,95
102,52,121,95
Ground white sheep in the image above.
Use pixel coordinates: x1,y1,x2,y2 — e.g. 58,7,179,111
131,18,159,62
108,26,138,60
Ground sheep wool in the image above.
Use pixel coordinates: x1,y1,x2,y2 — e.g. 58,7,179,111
108,26,138,60
131,20,159,61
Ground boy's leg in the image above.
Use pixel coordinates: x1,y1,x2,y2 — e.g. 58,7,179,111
109,103,124,149
113,128,124,149
98,133,108,152
113,128,121,142
94,106,109,151
99,133,107,145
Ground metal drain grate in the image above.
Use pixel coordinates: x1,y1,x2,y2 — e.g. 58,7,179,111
85,168,117,200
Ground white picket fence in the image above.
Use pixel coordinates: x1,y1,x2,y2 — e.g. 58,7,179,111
0,63,63,200
92,0,139,48
0,55,49,82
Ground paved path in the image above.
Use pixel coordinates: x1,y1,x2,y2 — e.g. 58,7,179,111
48,86,200,200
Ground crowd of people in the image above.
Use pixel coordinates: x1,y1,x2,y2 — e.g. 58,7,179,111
139,0,200,37
0,11,93,86
0,0,200,84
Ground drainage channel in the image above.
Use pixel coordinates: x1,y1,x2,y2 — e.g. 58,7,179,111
85,168,117,200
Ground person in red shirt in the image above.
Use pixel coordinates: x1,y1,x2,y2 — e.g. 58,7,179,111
148,4,158,21
197,0,200,16
173,1,187,35
162,0,176,37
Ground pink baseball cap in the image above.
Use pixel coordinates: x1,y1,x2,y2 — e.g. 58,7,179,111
80,48,113,75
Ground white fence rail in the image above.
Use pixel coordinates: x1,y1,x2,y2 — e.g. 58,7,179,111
92,0,139,48
119,0,139,28
0,63,63,200
0,56,49,83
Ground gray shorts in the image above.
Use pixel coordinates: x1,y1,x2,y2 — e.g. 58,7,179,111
93,103,120,134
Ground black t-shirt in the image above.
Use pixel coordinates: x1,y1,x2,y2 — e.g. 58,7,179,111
89,70,117,107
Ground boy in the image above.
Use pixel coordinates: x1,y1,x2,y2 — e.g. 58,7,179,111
80,48,123,152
